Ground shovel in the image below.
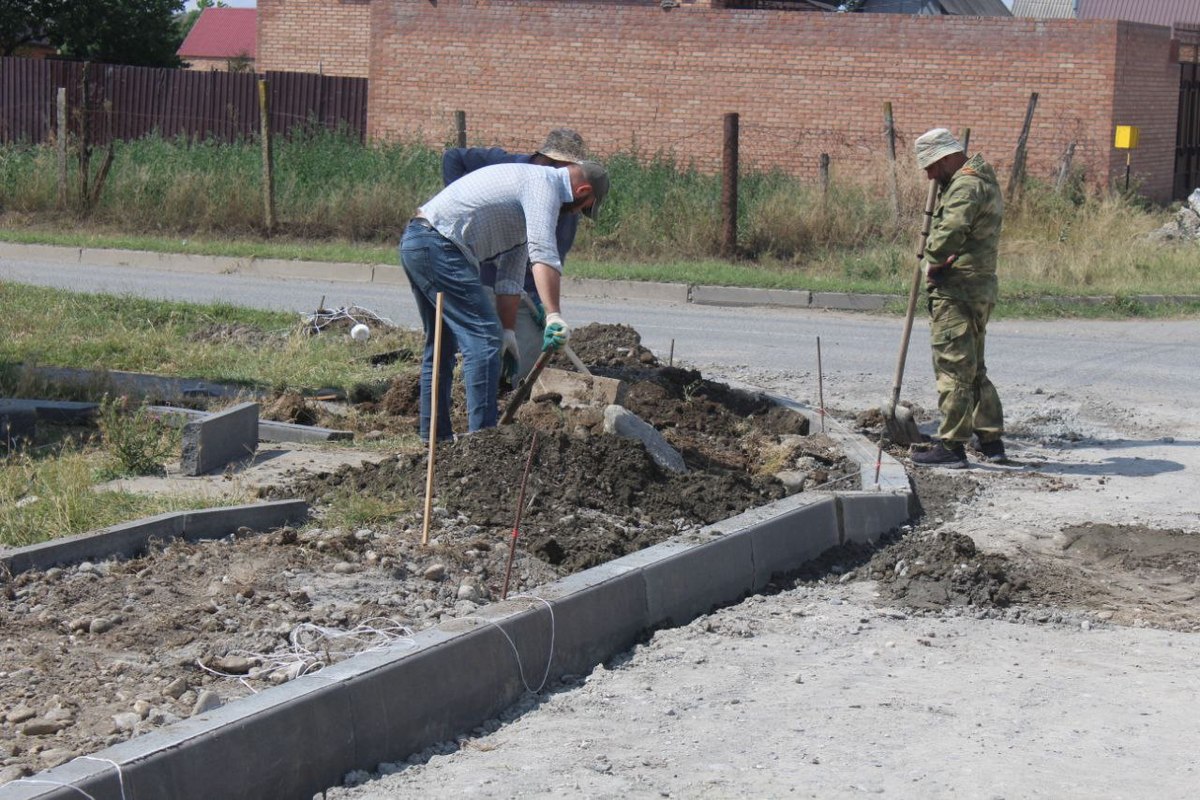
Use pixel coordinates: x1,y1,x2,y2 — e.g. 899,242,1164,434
499,348,553,425
881,178,940,446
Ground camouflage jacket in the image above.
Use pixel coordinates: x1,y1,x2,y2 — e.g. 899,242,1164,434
924,153,1003,304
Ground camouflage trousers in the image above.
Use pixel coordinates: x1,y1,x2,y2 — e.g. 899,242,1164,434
928,297,1004,444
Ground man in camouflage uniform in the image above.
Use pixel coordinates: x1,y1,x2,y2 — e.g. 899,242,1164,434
911,128,1006,468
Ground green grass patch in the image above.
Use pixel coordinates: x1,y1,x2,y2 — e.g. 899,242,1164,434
4,132,1200,318
0,445,225,548
0,283,421,395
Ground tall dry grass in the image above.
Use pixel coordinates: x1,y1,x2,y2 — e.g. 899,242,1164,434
2,133,1193,295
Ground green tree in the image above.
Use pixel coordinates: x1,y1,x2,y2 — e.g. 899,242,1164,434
0,0,53,57
41,0,187,67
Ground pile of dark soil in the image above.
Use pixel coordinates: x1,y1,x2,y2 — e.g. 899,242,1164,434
276,323,856,574
864,531,1029,609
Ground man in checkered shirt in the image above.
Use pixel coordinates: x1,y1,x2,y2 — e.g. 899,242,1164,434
401,159,609,441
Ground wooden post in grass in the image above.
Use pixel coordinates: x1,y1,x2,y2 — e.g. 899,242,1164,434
884,102,899,220
1055,141,1076,194
1006,92,1039,203
819,153,830,201
88,101,115,210
422,292,446,546
455,110,467,148
78,63,90,207
258,79,276,236
56,88,67,210
721,112,739,258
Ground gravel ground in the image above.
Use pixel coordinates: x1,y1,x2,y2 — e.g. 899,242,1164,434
324,364,1200,800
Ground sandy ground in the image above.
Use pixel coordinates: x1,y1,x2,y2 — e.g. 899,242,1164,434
326,368,1200,800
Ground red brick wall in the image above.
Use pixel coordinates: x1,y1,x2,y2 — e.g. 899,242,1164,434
258,0,371,78
266,1,1182,201
1110,22,1180,198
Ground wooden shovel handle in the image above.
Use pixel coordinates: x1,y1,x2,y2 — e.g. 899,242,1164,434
890,179,940,409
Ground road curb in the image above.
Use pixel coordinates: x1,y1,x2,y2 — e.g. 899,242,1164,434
0,394,909,800
5,242,1196,315
0,500,309,577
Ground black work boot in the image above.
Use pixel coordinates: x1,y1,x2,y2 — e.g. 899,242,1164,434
976,438,1007,463
911,441,968,469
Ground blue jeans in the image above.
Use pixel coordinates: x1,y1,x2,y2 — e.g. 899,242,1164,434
399,220,501,440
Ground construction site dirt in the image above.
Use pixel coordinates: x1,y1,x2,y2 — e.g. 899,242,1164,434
2,322,1199,791
0,322,854,782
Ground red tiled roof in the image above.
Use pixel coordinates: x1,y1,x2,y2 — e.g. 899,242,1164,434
178,8,257,60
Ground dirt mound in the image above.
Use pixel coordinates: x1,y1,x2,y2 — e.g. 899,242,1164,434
0,321,855,780
864,531,1029,609
262,392,319,426
279,424,787,573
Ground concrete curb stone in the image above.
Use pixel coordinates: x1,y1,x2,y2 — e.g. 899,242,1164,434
3,243,1199,312
0,393,908,800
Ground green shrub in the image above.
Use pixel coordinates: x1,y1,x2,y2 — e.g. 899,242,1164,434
96,396,178,477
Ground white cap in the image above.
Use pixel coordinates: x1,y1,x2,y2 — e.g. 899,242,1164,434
914,128,964,169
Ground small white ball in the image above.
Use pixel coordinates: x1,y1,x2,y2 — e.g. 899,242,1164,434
350,323,370,342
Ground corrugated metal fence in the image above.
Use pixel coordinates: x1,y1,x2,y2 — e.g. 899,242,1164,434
0,58,368,145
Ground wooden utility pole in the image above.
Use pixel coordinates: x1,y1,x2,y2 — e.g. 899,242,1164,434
56,88,67,210
258,80,276,235
884,102,899,219
455,110,467,148
1006,92,1039,202
819,153,831,201
78,64,91,206
721,112,739,258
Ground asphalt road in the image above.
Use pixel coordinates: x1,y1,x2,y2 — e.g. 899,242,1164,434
3,254,1199,415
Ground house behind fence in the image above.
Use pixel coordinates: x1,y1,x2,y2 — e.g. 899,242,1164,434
0,57,367,146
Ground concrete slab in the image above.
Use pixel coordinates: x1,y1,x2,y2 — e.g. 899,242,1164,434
745,495,842,589
0,408,36,449
837,491,910,545
245,258,372,283
642,530,755,628
180,402,259,476
0,399,98,424
0,500,308,577
26,366,252,402
691,285,812,308
535,367,627,407
810,292,890,311
0,242,82,263
148,405,353,443
562,277,690,304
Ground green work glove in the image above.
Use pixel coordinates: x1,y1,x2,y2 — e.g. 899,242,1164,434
500,328,520,386
542,312,569,352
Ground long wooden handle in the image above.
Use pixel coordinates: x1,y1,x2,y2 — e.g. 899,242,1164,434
500,349,553,425
421,292,445,546
890,179,940,408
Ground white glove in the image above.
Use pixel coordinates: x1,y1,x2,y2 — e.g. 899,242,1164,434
500,328,519,360
542,312,570,351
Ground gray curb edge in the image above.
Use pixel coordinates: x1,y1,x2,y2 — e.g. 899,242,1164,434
0,396,910,800
6,243,1194,312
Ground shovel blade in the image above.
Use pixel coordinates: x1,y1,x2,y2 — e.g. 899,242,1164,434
880,400,923,446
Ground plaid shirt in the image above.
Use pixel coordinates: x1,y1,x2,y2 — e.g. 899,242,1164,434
419,162,573,295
